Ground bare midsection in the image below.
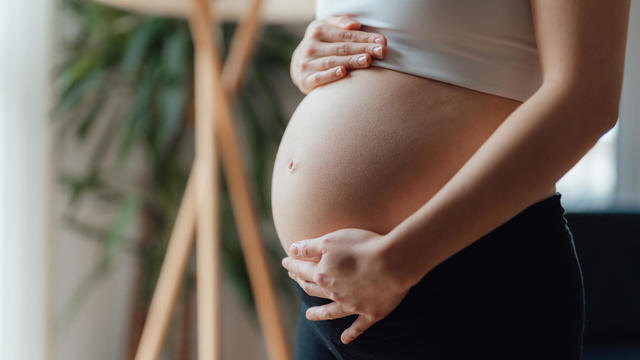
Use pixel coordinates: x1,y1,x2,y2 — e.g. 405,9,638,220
271,67,527,252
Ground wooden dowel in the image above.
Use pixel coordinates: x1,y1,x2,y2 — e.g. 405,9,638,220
202,12,293,360
221,0,264,98
190,0,221,359
134,0,291,359
134,174,197,360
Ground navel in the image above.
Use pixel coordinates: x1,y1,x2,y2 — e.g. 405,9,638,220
287,159,297,172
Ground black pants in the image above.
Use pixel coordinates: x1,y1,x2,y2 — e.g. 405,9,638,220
292,192,585,359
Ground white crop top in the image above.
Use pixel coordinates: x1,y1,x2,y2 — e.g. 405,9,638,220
315,0,543,102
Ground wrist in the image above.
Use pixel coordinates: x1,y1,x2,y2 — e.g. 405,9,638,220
378,222,431,291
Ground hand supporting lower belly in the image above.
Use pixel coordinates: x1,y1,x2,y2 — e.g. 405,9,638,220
280,227,411,345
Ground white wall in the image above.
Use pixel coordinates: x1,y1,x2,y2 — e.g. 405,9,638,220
0,0,55,359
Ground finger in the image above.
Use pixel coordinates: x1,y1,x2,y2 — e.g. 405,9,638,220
305,54,371,72
341,315,375,344
324,15,361,30
290,235,331,258
311,42,385,59
300,66,346,93
281,257,320,282
296,277,331,298
315,24,386,45
306,302,354,321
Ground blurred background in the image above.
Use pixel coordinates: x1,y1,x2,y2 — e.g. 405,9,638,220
1,0,638,359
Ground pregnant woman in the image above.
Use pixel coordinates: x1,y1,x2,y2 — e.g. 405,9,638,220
271,1,630,359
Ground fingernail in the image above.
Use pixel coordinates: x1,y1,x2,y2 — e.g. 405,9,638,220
357,55,367,65
374,46,383,57
290,244,298,255
374,37,384,44
341,20,354,27
335,67,344,76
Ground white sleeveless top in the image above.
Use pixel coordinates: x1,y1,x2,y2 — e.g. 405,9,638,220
315,0,543,102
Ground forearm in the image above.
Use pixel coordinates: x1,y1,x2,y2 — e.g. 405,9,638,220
384,81,618,289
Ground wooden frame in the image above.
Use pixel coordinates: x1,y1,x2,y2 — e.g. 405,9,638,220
133,0,292,359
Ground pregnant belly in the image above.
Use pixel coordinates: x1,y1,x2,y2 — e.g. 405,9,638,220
271,67,523,253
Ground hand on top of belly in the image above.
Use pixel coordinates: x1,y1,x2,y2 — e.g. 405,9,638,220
290,15,387,94
280,227,410,345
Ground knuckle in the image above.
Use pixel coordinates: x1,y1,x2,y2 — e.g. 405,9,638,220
336,43,350,56
299,61,309,72
301,281,312,293
298,244,307,257
341,30,354,41
311,73,321,85
313,272,326,285
337,15,350,23
320,237,329,246
302,71,320,91
370,311,383,320
329,291,341,301
322,57,336,69
307,22,323,39
341,44,352,55
353,301,364,312
321,236,334,246
303,73,318,87
301,44,315,57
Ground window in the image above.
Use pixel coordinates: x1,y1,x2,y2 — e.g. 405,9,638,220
557,122,620,210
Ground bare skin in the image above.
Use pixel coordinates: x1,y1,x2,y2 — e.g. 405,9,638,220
277,1,630,345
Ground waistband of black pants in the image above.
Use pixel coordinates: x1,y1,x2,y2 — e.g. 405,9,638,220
496,191,568,237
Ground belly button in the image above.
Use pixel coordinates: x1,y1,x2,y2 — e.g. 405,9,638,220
287,159,297,172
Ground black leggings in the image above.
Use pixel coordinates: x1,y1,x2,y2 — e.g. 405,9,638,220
292,192,585,360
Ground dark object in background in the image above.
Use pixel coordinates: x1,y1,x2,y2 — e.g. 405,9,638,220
565,211,640,358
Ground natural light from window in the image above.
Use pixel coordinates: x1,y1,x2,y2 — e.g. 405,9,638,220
556,120,620,210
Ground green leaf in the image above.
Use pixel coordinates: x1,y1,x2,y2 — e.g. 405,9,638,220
157,85,186,150
54,55,105,113
59,170,102,205
161,28,192,79
75,86,107,140
121,19,166,75
104,196,140,262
